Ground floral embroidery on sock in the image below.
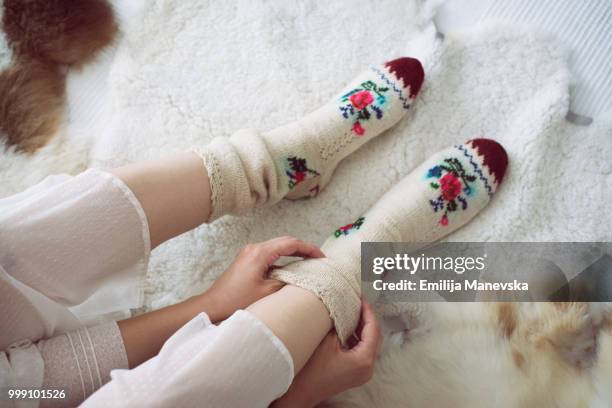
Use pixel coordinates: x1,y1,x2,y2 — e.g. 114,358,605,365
333,216,365,237
339,81,389,137
285,156,320,189
426,158,477,226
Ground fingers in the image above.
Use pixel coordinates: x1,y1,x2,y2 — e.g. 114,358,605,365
345,333,360,349
263,278,285,294
337,303,381,386
260,236,325,265
325,329,342,351
352,301,383,355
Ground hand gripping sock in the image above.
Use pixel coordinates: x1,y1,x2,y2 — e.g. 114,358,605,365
272,139,509,342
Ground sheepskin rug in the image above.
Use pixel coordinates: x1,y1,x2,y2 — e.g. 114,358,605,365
1,0,611,405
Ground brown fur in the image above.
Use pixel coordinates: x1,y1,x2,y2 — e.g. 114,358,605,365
497,302,518,338
517,303,598,370
553,302,572,310
0,0,117,152
335,302,604,407
3,0,118,66
0,60,66,152
604,314,612,332
511,349,526,369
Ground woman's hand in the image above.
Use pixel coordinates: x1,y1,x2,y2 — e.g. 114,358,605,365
272,301,383,408
203,236,325,322
119,236,322,368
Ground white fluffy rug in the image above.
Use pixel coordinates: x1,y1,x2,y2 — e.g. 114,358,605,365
92,0,612,309
1,0,611,404
93,0,441,309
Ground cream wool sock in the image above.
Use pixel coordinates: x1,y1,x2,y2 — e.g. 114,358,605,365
271,139,509,342
195,57,424,220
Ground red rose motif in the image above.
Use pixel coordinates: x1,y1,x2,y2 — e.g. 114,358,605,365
440,214,449,226
340,223,353,232
352,122,365,136
294,171,306,183
440,173,462,201
349,90,374,110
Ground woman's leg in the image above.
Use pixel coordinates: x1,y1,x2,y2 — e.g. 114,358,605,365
261,139,509,369
110,149,335,371
111,152,211,249
247,286,333,373
2,57,424,308
110,58,424,248
111,138,509,375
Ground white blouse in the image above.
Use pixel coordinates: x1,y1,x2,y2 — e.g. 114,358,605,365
0,170,294,407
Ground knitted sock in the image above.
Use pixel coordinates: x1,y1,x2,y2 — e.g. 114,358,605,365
195,57,424,220
271,139,509,342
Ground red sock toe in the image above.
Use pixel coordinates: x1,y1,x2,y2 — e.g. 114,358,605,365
384,57,425,98
467,138,509,186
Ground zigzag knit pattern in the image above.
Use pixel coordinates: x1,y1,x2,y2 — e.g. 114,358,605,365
370,66,412,110
454,144,494,197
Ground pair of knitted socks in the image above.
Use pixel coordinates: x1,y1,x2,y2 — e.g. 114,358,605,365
195,58,509,342
194,57,424,220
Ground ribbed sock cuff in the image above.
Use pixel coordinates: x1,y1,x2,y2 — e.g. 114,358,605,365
271,257,362,343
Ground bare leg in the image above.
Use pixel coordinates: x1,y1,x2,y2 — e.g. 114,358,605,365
247,285,333,373
111,153,333,373
110,152,210,248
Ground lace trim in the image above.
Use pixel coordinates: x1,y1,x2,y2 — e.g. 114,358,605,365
191,148,224,221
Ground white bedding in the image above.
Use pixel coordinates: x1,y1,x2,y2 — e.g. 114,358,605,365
436,0,612,120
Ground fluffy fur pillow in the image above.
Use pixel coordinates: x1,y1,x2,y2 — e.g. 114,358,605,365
0,0,117,152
